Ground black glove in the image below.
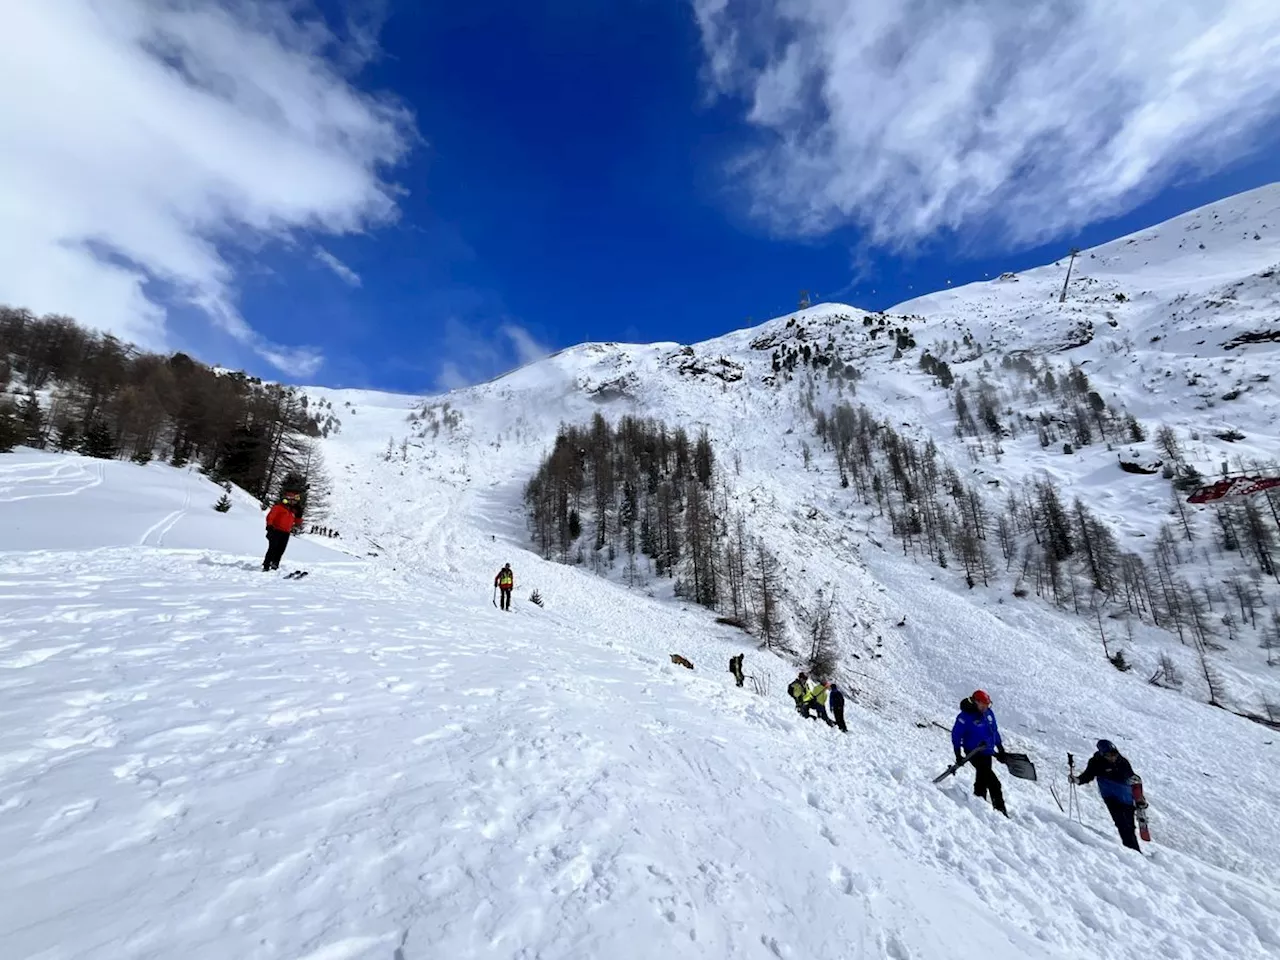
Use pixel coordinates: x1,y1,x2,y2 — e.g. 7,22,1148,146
954,749,963,765
996,745,1008,760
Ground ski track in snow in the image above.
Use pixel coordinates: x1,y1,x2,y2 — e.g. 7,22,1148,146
0,458,104,503
138,474,192,548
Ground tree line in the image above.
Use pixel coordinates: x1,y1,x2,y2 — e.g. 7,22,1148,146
524,413,800,657
810,396,1280,724
0,305,336,516
917,351,1147,456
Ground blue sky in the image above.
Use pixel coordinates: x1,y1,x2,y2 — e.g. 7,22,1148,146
6,1,1280,392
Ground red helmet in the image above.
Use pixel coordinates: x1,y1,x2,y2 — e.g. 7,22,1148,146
972,689,992,708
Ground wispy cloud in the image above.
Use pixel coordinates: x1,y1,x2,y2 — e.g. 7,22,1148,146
340,0,392,72
431,319,552,392
434,361,472,393
692,0,1280,249
0,0,414,375
499,323,551,367
314,246,362,287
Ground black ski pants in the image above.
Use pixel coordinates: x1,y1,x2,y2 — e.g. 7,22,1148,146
803,701,834,725
832,698,847,733
499,586,512,611
1104,797,1141,851
971,753,1007,814
263,529,290,571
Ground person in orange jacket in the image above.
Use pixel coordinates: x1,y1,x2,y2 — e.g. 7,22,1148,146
263,493,300,571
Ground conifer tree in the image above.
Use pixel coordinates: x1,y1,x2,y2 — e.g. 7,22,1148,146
0,399,19,453
80,418,117,459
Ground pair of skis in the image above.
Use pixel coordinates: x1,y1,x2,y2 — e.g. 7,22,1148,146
1131,776,1152,842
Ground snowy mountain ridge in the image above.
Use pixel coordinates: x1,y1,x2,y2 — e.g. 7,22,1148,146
364,178,1280,486
316,181,1280,659
2,185,1280,959
283,185,1280,949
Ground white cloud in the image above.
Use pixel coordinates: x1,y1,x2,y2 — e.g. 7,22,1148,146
431,318,551,392
692,0,1280,248
0,0,413,375
314,246,362,286
499,322,551,367
434,361,470,393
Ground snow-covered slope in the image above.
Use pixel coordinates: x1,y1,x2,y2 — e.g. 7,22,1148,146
0,452,355,560
307,186,1280,711
3,185,1280,959
2,446,1279,960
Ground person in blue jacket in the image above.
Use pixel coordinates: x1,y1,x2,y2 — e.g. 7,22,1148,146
951,689,1007,816
1072,740,1141,851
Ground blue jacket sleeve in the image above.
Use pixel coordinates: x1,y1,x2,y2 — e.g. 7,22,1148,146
951,716,963,751
989,712,1003,749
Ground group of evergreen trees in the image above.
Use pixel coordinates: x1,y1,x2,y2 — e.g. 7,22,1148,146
815,401,1005,590
919,351,1145,455
0,306,335,515
524,414,790,648
810,395,1280,721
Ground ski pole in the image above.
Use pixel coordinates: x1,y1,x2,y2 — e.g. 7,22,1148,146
1048,782,1065,813
1067,752,1081,823
1067,753,1075,820
492,584,497,607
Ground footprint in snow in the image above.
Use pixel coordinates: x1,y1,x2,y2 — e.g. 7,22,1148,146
35,798,99,840
804,790,828,812
760,934,788,958
883,933,913,960
829,864,855,896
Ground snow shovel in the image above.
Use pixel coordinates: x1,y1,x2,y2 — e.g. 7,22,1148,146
933,743,987,783
998,752,1038,782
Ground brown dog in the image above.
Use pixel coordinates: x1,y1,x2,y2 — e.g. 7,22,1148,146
670,654,694,670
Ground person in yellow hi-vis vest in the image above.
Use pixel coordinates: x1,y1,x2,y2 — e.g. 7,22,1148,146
494,563,515,611
802,681,836,727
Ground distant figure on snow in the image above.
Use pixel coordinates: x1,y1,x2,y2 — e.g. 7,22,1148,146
828,681,848,733
728,654,745,688
951,689,1008,816
494,563,515,611
263,493,300,572
1072,740,1142,851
